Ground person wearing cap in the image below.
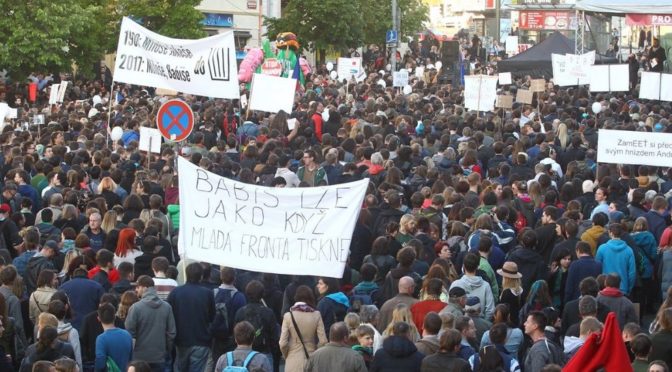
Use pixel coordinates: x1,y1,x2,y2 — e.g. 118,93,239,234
464,297,492,345
441,286,467,320
25,240,57,293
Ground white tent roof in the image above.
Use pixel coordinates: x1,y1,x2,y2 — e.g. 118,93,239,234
576,0,672,14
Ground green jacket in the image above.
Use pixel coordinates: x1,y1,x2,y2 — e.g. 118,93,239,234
296,166,328,186
479,256,499,300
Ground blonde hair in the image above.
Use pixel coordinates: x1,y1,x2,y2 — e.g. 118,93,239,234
60,249,82,276
38,312,59,331
383,304,420,342
501,276,523,298
399,214,416,234
101,210,118,234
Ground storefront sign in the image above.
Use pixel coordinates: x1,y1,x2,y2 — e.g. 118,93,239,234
519,11,577,30
201,13,234,28
626,14,672,26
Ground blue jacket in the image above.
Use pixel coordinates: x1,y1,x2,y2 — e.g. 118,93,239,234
467,230,506,270
60,275,105,331
631,231,658,279
564,256,602,303
167,283,215,347
595,239,636,295
644,210,668,244
95,328,133,371
317,292,349,337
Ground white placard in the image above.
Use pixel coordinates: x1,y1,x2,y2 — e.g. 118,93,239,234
566,51,595,85
49,84,60,105
498,72,512,85
464,75,499,112
139,127,162,154
0,103,9,123
240,94,248,109
415,66,425,78
177,157,368,278
597,129,672,168
113,17,240,99
249,73,297,114
552,54,573,86
640,71,662,100
8,108,17,119
337,57,362,81
589,64,630,92
393,70,409,87
57,81,68,102
661,74,672,102
286,118,297,131
33,115,45,125
505,36,518,56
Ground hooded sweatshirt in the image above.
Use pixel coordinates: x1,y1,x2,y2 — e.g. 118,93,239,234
317,292,350,337
563,335,584,359
507,247,547,294
371,335,424,372
597,287,637,328
595,239,636,295
580,225,606,255
124,287,176,364
450,275,494,320
58,321,82,370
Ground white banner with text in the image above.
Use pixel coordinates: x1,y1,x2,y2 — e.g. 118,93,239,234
114,17,240,99
597,129,672,167
177,157,368,278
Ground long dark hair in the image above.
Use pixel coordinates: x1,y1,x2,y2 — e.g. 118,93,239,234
477,345,505,372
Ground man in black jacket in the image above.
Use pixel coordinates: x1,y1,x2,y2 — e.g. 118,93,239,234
234,280,279,369
535,206,559,264
561,277,610,336
507,230,547,294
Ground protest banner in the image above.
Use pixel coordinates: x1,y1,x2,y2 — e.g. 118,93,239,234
496,95,513,109
552,53,573,86
640,72,672,101
337,57,362,81
177,157,368,278
516,89,533,105
589,64,630,92
565,51,595,85
393,70,409,87
139,127,162,154
530,79,546,92
113,17,239,99
57,81,68,103
249,73,297,114
597,129,672,168
464,75,498,112
498,72,512,85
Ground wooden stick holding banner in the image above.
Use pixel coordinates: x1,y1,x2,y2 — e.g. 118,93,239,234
106,81,115,147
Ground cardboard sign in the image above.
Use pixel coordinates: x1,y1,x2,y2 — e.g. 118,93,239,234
516,89,533,104
530,79,546,92
496,95,514,109
393,70,409,87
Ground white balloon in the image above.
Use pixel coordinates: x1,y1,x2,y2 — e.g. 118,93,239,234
322,110,330,122
379,70,385,76
92,95,102,106
403,85,412,95
330,71,338,80
386,64,392,71
436,61,443,70
326,62,334,71
110,126,123,141
591,102,602,114
378,79,387,88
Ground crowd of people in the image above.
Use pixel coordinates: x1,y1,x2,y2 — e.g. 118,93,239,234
1,31,672,372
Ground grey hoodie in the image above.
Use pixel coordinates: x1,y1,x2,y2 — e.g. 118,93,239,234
57,321,82,370
450,275,495,320
125,287,176,364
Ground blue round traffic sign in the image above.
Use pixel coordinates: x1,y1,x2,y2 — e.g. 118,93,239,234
157,99,194,142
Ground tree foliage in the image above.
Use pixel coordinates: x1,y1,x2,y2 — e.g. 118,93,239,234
0,0,108,79
0,0,207,80
117,0,206,39
265,0,428,53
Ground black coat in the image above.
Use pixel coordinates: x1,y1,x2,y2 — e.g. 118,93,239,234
420,351,471,372
507,247,548,294
371,335,424,372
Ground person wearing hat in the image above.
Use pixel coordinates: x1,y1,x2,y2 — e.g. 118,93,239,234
497,261,524,327
464,297,492,346
440,286,467,321
26,240,57,294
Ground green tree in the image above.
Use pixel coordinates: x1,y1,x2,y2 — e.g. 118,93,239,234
117,0,206,39
0,1,109,79
265,0,365,62
360,0,428,45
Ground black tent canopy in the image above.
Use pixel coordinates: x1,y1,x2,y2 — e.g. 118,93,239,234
497,31,574,78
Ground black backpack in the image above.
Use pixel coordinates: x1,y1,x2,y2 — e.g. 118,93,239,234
211,288,240,339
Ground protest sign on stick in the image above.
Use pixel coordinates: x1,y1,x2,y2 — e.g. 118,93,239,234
464,75,498,112
249,73,297,114
496,95,513,109
498,72,512,85
139,127,162,154
516,89,533,104
177,157,368,278
530,79,546,92
589,65,629,92
393,70,409,87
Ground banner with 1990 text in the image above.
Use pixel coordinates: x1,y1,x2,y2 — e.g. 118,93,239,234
177,157,368,278
597,129,672,168
113,17,239,99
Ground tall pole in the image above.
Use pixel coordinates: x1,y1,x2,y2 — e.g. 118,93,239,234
495,0,501,43
391,0,398,72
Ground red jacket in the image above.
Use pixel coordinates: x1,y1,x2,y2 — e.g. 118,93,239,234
311,113,323,142
411,300,447,335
